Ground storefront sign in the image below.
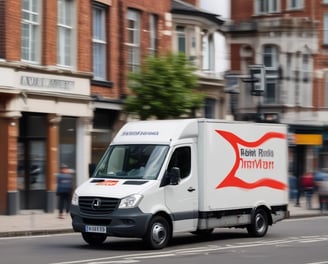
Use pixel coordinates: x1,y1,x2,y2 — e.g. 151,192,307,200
15,71,90,96
20,75,74,90
294,134,323,145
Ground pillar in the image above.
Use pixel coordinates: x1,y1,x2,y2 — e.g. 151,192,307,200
0,112,20,215
45,114,61,213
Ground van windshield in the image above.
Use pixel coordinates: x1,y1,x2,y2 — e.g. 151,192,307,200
93,144,169,180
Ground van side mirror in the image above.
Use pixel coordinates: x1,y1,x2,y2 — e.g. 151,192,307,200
169,167,181,185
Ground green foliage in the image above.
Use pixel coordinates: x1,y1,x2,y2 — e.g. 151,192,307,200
124,53,204,120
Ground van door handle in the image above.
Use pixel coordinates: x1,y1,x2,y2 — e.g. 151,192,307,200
188,187,195,192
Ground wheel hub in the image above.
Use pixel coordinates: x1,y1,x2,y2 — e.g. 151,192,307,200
152,223,167,244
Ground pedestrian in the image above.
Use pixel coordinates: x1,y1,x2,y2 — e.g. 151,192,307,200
56,164,73,219
300,172,315,209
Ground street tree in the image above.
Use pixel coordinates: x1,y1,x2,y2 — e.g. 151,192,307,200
124,53,204,120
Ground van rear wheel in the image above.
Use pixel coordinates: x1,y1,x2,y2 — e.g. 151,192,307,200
82,232,107,246
143,216,171,250
247,208,268,237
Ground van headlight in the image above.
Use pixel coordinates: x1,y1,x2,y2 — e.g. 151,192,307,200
119,194,143,209
71,192,79,206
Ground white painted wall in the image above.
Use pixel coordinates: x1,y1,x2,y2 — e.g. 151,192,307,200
200,0,230,74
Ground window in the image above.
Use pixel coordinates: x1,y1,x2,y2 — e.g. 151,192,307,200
286,53,292,79
254,0,280,14
205,98,216,118
127,9,141,72
93,5,107,80
57,0,75,67
325,72,328,107
176,26,186,53
21,0,41,63
264,79,278,104
302,54,310,82
168,147,191,179
287,0,303,9
262,45,279,104
149,14,157,55
324,14,328,44
263,45,278,69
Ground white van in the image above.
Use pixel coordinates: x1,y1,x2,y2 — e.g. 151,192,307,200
70,119,289,249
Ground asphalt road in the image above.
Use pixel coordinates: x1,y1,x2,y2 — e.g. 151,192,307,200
1,216,328,264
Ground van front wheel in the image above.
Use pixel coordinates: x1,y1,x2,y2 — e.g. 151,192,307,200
247,208,268,237
143,216,171,250
82,232,107,246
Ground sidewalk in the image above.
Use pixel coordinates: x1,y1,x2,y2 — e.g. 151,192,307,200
0,196,327,238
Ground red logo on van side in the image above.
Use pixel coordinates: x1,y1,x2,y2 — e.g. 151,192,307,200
215,130,287,190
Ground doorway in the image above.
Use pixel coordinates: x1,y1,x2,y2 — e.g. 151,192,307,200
18,113,46,209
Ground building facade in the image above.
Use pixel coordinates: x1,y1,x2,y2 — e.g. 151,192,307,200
171,0,225,119
0,0,172,215
226,0,328,194
0,0,225,215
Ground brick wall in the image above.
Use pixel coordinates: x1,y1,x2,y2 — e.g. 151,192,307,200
0,1,5,58
5,0,21,61
92,0,172,99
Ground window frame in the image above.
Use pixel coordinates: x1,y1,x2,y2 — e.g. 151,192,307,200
127,9,141,72
263,45,278,70
92,4,107,81
287,0,304,10
57,0,75,68
254,0,280,15
168,146,191,180
176,25,186,53
21,0,41,63
149,14,158,55
324,14,328,45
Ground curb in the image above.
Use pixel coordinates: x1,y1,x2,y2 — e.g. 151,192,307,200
0,228,73,238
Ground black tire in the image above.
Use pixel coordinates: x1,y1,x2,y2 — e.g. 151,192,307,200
82,232,107,246
143,216,171,250
191,229,214,236
247,208,269,237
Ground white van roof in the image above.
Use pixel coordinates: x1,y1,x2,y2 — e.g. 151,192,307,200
112,118,199,145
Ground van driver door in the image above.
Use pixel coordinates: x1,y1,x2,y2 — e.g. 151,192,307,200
164,143,199,232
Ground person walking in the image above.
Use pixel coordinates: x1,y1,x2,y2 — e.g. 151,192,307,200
56,164,73,219
301,172,315,209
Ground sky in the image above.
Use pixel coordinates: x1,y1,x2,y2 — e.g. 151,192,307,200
200,0,230,19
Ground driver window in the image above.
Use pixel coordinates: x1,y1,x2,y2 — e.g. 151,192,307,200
168,146,191,179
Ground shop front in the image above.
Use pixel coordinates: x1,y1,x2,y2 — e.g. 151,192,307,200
288,125,324,204
0,66,93,215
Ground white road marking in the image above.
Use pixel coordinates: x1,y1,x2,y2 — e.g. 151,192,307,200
49,235,328,264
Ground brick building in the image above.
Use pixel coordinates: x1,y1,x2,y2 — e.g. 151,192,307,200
0,0,225,215
226,0,328,194
0,0,172,215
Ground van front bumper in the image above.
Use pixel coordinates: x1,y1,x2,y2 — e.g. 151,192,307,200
70,205,152,238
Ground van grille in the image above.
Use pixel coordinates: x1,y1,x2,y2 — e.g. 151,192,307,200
79,196,119,215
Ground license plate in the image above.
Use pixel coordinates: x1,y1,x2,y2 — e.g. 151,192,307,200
85,225,107,234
